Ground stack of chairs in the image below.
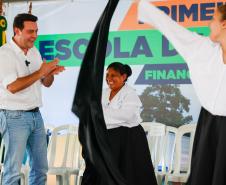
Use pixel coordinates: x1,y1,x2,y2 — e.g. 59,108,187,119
141,122,197,185
47,124,83,185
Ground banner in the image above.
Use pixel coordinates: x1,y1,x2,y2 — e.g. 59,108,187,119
4,0,220,127
119,0,226,30
35,26,209,86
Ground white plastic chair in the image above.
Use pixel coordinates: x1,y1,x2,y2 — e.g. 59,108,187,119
0,140,4,170
141,122,166,171
75,152,85,185
0,140,4,185
47,124,81,185
155,126,178,185
165,124,196,185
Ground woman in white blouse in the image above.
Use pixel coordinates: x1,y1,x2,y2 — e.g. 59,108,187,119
138,1,226,185
102,62,157,185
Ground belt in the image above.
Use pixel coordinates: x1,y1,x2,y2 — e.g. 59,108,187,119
25,107,39,112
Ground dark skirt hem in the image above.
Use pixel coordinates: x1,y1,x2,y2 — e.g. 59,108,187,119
187,107,226,185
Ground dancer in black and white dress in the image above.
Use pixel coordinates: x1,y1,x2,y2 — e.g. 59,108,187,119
138,1,226,184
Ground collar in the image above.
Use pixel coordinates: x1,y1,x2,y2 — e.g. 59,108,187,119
10,38,33,56
10,38,25,55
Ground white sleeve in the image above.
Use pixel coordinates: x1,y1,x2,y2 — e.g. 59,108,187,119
103,92,142,125
0,51,17,89
138,0,210,64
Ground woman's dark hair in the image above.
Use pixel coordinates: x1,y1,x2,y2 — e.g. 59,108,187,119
13,13,38,30
218,5,226,21
107,62,132,81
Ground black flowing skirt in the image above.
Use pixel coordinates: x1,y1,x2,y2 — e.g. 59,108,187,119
82,125,157,185
186,107,226,185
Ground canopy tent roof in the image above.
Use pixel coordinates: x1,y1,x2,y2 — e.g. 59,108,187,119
3,0,110,2
4,0,48,2
4,0,65,1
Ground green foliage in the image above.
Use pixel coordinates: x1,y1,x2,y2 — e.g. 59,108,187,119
139,85,192,127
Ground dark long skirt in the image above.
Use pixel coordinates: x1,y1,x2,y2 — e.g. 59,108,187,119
82,125,157,185
186,107,226,185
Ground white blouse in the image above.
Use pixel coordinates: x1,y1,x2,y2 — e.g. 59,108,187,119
102,84,142,129
138,0,226,116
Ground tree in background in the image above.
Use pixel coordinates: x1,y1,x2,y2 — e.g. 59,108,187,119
139,84,192,127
